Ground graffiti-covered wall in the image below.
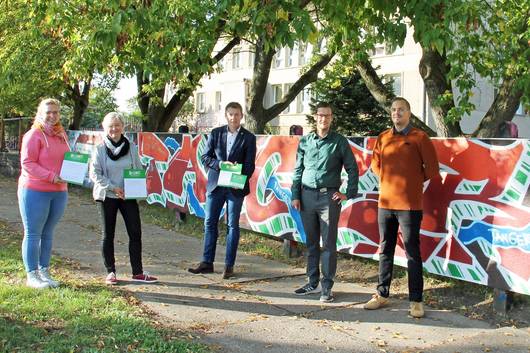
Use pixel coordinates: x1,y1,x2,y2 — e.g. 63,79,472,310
68,131,530,295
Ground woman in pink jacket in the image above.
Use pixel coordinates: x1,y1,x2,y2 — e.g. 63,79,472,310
18,98,69,289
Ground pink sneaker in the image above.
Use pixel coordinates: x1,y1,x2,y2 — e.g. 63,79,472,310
131,272,158,283
105,272,118,285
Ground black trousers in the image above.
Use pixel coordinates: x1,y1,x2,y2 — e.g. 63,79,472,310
377,208,423,302
97,198,143,275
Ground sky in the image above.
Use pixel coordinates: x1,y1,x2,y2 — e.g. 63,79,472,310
113,76,138,113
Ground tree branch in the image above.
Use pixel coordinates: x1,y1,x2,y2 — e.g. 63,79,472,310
355,57,437,136
471,78,523,138
266,51,335,118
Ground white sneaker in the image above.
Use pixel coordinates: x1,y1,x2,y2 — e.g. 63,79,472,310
39,267,60,288
26,270,50,289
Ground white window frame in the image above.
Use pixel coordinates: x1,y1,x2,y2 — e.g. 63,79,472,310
196,93,206,113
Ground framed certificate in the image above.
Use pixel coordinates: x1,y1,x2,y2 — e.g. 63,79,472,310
123,169,147,199
60,152,90,185
218,163,246,189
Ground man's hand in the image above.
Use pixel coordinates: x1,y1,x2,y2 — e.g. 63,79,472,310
221,161,235,167
331,191,346,203
291,199,301,211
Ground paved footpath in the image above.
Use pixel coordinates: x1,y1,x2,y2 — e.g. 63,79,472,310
1,176,529,353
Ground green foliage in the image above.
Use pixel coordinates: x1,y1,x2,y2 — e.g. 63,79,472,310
0,221,208,353
401,0,530,120
309,61,392,136
0,1,66,116
82,87,120,129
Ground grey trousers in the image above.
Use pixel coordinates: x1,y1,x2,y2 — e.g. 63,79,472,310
300,188,342,291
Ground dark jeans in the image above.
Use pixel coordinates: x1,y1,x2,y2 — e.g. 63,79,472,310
202,187,244,267
377,208,423,302
300,187,341,291
97,198,143,275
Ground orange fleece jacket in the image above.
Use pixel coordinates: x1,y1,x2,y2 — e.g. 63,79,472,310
371,127,439,210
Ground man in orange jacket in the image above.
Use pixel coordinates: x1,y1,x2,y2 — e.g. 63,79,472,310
364,97,440,318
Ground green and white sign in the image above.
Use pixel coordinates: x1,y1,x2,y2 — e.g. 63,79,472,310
124,169,147,199
60,152,90,185
218,162,246,189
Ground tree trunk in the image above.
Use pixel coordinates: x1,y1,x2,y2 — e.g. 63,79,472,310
355,58,437,136
142,88,165,131
419,47,462,137
68,78,91,130
137,33,240,132
246,38,275,134
0,115,6,152
472,78,522,138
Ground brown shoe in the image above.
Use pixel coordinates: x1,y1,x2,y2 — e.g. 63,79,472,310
222,266,234,279
410,301,424,318
363,294,389,310
188,262,214,274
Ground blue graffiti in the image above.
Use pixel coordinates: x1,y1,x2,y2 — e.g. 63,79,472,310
459,221,530,252
186,182,205,218
266,175,306,243
164,137,180,155
186,182,225,220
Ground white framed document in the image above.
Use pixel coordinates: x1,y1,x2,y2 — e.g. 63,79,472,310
60,152,90,185
123,169,147,199
217,163,247,189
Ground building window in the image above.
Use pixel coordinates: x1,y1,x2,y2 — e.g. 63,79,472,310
273,48,283,68
385,74,402,96
297,88,311,113
248,46,255,68
232,47,241,69
372,43,403,56
286,46,295,67
298,42,309,66
215,91,222,112
272,84,283,104
196,93,206,113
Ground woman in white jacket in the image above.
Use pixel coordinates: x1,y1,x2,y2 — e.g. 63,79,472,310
90,112,157,285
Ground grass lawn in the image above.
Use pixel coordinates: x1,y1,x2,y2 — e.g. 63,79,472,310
0,221,209,353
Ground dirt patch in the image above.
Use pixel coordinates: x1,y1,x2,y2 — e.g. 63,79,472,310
334,254,530,328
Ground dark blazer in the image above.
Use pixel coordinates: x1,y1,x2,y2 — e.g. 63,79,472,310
201,125,256,197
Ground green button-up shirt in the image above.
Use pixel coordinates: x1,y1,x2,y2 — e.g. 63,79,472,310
291,131,359,200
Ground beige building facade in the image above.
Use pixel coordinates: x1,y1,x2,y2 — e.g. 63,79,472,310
189,29,528,137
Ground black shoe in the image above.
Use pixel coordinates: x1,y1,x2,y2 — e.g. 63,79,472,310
188,262,214,274
320,288,334,303
294,283,321,295
222,266,234,279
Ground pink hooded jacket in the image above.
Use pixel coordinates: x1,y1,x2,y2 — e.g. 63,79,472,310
18,128,69,192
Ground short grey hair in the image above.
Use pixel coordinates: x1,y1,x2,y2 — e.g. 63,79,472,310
102,112,124,128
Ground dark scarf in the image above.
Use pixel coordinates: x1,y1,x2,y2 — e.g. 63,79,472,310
104,135,130,161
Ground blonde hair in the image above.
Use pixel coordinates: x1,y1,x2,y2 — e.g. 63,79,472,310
102,112,124,128
35,98,61,122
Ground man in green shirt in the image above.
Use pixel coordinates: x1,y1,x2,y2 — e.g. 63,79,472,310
291,102,359,302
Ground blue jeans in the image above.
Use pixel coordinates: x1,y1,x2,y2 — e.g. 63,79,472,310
18,188,68,272
202,187,244,267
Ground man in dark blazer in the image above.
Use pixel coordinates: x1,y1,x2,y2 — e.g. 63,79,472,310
188,102,256,279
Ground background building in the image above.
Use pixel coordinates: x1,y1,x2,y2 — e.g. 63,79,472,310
192,28,528,137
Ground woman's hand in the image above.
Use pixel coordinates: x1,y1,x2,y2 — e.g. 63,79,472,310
113,187,125,199
53,175,66,184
